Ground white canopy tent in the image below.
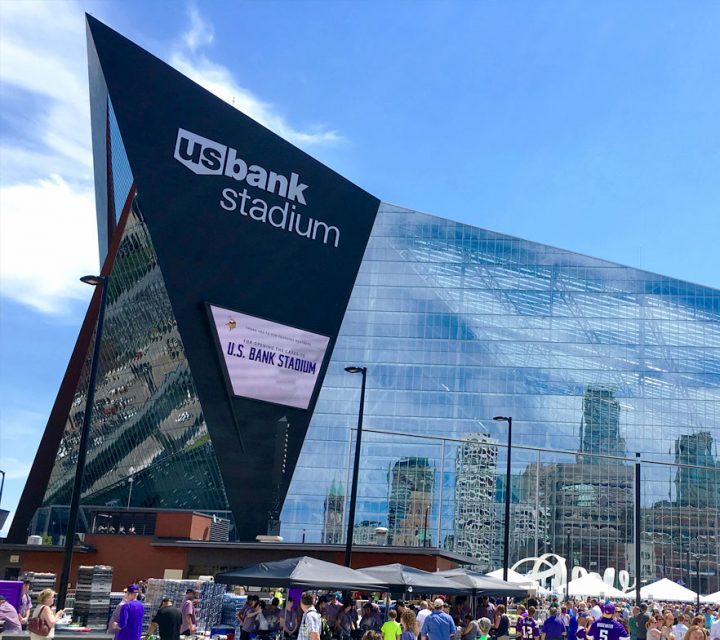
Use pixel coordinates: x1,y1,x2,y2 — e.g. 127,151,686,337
701,591,720,604
566,573,628,599
486,569,538,591
626,578,698,602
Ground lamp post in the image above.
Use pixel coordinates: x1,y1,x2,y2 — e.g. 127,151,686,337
635,453,641,607
57,275,109,610
693,553,701,611
0,469,5,504
344,366,367,567
423,505,430,548
493,416,513,584
127,467,135,509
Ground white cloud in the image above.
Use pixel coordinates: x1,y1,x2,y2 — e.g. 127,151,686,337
183,4,214,53
170,5,343,147
0,1,343,317
0,176,98,314
0,0,96,316
0,0,92,183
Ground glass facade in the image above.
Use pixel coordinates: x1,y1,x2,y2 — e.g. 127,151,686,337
282,203,720,591
35,100,231,538
40,194,230,514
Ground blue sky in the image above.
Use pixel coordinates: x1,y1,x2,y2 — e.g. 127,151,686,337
1,0,719,536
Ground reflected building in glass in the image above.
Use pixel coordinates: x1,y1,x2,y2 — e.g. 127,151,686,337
12,17,720,595
283,202,720,591
452,434,498,565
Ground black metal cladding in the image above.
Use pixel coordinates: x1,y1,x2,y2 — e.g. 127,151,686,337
9,15,379,542
87,16,379,539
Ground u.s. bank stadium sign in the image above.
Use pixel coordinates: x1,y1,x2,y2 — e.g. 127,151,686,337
174,128,342,248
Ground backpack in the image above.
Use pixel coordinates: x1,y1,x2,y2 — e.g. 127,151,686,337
321,618,333,640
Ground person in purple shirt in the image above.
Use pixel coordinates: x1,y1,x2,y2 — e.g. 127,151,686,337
541,607,567,640
113,585,144,640
587,605,630,640
325,594,342,630
335,601,357,640
518,607,540,640
281,597,300,640
0,594,23,633
180,589,198,636
240,596,262,640
19,580,33,627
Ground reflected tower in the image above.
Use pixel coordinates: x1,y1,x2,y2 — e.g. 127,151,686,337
387,457,434,546
452,434,498,565
675,432,720,508
322,481,344,544
578,385,626,463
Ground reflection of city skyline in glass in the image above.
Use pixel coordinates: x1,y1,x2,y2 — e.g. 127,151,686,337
387,457,434,547
578,385,626,463
304,203,719,591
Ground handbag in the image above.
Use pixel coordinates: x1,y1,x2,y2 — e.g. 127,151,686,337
29,606,52,637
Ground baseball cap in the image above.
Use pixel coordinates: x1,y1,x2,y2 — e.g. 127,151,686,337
601,604,616,615
433,598,445,609
127,584,141,593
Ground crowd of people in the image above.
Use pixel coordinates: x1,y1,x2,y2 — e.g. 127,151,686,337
2,581,720,640
252,592,720,640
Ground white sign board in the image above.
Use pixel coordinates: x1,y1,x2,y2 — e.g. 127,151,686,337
209,305,330,409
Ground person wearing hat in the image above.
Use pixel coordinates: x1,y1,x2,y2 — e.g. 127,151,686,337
180,589,197,637
150,598,183,640
108,591,131,634
112,585,144,640
0,593,23,633
325,594,342,633
477,619,492,640
420,599,455,640
586,604,629,640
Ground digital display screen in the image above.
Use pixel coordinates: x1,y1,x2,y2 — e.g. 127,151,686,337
209,305,330,409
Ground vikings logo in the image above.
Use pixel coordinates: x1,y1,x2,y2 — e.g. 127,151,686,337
226,318,237,331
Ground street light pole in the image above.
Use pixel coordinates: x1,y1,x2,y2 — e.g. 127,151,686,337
57,275,109,610
493,416,513,584
344,366,367,567
423,505,430,548
127,475,134,509
635,453,641,607
694,555,701,611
